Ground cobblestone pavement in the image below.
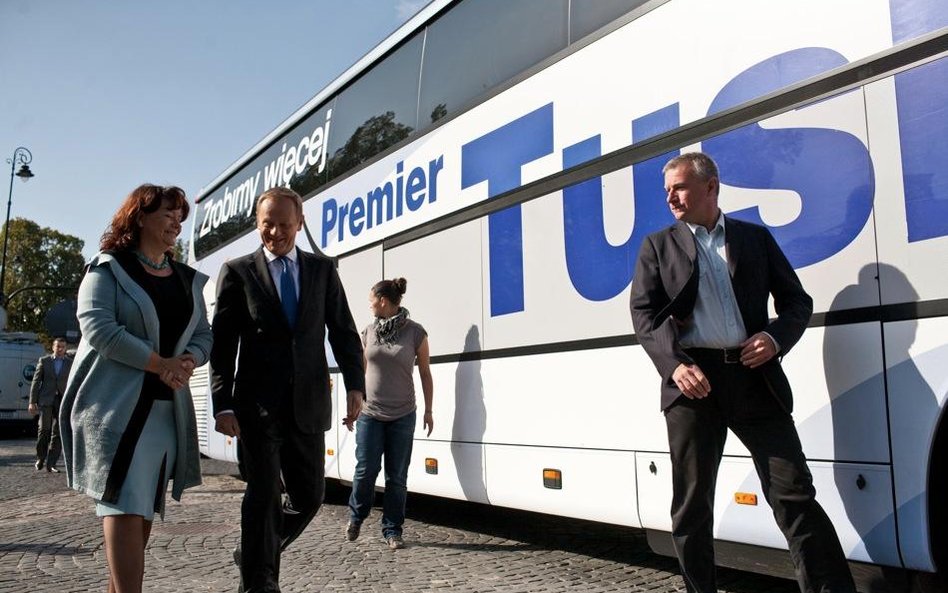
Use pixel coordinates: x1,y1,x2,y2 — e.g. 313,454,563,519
0,438,798,593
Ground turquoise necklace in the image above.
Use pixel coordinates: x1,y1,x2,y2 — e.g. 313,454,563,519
133,249,170,271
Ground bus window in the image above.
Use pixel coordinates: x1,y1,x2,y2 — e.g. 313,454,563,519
327,33,424,181
417,0,568,129
569,0,651,43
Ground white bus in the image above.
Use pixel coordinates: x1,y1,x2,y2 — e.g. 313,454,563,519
188,1,948,589
0,332,44,431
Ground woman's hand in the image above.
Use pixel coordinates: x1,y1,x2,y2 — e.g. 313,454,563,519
156,353,196,390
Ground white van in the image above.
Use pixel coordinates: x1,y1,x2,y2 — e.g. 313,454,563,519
0,332,45,432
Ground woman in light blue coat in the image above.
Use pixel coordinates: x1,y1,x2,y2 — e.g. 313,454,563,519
60,184,212,593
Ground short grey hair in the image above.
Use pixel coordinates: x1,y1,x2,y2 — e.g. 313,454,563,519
662,152,719,182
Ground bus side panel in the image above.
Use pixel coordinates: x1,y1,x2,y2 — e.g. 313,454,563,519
870,55,948,572
637,453,899,565
383,221,484,357
378,222,490,499
485,444,640,527
406,361,489,503
871,59,948,306
775,324,888,464
884,318,948,572
334,245,384,481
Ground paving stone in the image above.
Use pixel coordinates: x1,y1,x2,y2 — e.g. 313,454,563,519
0,437,798,593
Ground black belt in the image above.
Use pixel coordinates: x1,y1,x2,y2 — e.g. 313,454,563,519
685,347,743,364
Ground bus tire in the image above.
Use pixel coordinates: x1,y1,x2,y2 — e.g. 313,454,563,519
926,410,948,591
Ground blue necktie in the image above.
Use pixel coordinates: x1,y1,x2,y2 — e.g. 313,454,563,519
279,256,298,326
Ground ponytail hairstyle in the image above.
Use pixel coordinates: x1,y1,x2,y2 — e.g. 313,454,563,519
371,277,407,306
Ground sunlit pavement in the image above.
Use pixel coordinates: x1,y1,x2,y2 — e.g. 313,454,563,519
0,438,797,592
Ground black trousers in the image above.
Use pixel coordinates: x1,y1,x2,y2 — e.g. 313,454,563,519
35,402,62,467
237,405,325,593
665,350,855,593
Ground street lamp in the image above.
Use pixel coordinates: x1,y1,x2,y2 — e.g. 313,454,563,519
1,147,35,305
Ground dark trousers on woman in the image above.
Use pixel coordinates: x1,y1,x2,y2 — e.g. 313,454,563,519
348,411,416,538
36,403,62,468
237,405,325,593
665,350,855,593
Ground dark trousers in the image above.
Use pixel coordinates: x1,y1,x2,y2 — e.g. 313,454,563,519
35,403,62,467
665,350,855,593
237,406,325,593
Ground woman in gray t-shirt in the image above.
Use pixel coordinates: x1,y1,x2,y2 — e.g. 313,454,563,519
346,277,433,550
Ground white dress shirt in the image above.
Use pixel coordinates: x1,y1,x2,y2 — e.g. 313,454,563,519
679,215,748,349
263,246,300,302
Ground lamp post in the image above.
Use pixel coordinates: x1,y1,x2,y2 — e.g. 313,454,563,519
1,147,35,306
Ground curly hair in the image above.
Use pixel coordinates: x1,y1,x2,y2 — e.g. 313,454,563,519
100,184,189,255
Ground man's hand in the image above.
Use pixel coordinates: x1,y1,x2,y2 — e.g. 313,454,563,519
215,413,241,438
343,390,364,431
28,403,38,416
423,410,433,437
672,363,711,399
740,332,777,368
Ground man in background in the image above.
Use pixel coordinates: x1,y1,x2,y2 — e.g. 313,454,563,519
29,337,71,473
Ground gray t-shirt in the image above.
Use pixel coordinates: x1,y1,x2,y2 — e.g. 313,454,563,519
361,318,427,421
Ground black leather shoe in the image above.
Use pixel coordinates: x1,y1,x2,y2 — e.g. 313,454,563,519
46,465,59,473
233,547,243,593
346,521,361,542
34,459,44,471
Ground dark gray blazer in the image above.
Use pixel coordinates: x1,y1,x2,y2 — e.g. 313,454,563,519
629,216,812,412
29,354,72,407
210,246,365,434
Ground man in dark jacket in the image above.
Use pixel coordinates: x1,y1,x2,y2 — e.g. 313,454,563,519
28,337,71,472
630,152,854,593
210,187,365,593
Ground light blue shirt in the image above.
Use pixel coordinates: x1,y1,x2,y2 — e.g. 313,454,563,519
679,215,748,349
263,246,300,302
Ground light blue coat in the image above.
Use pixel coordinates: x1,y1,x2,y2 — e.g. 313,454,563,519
60,252,213,506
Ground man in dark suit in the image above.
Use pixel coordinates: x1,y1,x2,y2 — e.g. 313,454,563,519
28,337,71,472
210,187,365,593
629,152,855,593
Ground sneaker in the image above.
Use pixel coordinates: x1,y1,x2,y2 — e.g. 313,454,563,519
385,534,404,550
345,521,361,542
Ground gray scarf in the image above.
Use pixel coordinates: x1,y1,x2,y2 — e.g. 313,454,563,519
374,307,409,345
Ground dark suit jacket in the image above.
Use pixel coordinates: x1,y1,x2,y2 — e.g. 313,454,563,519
29,354,72,407
629,216,812,412
209,246,365,433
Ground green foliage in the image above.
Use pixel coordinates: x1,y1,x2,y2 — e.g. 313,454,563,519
327,111,413,182
173,238,189,262
0,217,85,334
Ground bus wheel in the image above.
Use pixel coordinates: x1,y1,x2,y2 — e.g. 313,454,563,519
925,412,948,591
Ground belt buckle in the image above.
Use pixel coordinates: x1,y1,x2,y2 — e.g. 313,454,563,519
723,348,741,364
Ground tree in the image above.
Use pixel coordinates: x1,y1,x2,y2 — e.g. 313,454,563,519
327,111,413,182
0,217,85,334
173,237,189,262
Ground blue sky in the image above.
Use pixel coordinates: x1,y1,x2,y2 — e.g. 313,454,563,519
0,0,428,258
